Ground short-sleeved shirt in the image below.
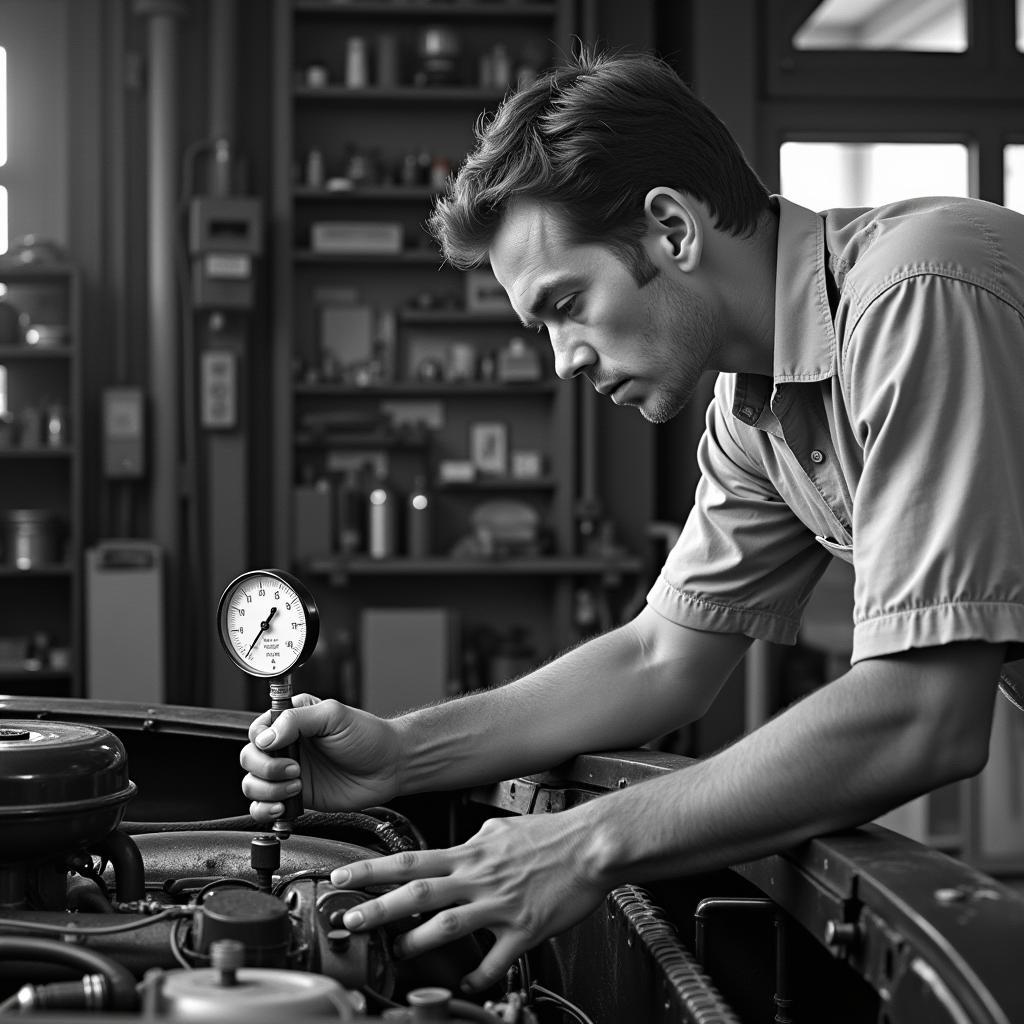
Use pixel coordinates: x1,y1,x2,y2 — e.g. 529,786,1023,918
647,195,1024,667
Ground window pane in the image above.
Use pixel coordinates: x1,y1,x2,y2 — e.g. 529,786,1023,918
780,142,970,211
0,186,6,255
793,0,967,52
1005,146,1024,213
0,46,6,167
1018,0,1024,51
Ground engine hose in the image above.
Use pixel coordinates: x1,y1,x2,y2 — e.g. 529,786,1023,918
95,830,145,902
0,937,137,1011
122,811,417,854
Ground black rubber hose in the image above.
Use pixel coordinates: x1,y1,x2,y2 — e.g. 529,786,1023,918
0,937,137,1010
95,829,145,902
122,810,417,854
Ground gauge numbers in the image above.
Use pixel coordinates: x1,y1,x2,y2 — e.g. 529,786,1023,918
217,569,319,679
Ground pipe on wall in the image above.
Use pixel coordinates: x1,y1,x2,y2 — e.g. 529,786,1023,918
134,0,187,692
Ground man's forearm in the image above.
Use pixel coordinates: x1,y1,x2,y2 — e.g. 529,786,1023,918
577,644,1000,888
392,616,745,797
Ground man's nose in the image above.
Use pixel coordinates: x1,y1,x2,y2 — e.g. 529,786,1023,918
550,330,595,380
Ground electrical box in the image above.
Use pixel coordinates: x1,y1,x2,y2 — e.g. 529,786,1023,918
188,195,262,309
102,387,146,479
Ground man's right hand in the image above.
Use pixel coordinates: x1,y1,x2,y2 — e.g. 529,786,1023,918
240,693,402,820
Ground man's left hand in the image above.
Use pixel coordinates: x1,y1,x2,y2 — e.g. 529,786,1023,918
330,809,607,993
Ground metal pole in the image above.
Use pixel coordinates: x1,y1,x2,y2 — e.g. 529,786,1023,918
135,0,187,695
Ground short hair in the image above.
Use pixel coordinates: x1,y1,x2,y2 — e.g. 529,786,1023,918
427,49,771,282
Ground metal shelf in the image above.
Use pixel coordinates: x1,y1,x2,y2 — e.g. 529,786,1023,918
295,85,506,104
294,381,555,397
304,555,645,577
294,185,436,202
293,1,558,19
0,447,75,458
294,248,441,264
0,346,73,360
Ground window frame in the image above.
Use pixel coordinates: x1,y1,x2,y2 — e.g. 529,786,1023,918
760,0,1024,205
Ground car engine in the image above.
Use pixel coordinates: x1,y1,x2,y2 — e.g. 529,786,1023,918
0,720,561,1023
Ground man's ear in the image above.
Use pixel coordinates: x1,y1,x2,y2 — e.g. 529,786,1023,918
643,187,703,272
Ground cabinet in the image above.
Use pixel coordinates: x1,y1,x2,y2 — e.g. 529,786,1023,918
0,261,81,697
272,1,642,703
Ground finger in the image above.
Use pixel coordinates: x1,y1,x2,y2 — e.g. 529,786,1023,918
331,849,455,894
250,798,284,823
247,710,272,742
241,772,303,804
250,697,336,751
247,694,321,742
239,741,301,778
460,932,526,994
392,903,487,959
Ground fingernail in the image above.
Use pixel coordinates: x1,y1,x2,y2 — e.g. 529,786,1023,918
284,763,300,778
343,909,363,928
255,729,276,748
285,780,302,795
332,868,351,886
460,979,475,994
269,803,284,817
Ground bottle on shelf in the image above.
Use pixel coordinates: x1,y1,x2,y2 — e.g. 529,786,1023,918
335,468,367,555
406,474,432,558
367,465,398,559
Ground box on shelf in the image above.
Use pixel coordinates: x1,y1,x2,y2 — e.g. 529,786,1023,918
311,221,403,255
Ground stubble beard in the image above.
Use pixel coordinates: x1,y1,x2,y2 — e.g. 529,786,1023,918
639,287,719,425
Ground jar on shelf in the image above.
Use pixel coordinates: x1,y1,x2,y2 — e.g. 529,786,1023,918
4,509,61,570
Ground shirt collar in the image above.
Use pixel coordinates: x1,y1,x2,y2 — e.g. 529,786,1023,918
732,196,838,429
772,195,838,383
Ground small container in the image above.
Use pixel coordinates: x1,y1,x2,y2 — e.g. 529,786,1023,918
367,469,397,559
23,324,68,349
306,148,325,189
345,37,369,88
406,476,432,558
5,509,61,570
46,403,68,448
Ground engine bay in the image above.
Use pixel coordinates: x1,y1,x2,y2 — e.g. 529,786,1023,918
0,719,557,1022
3,699,1024,1024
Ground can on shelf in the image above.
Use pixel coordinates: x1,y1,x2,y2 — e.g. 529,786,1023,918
4,509,61,569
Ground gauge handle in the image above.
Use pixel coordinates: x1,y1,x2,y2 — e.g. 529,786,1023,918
269,676,303,837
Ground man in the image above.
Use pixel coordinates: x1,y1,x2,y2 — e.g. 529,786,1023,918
241,50,1024,994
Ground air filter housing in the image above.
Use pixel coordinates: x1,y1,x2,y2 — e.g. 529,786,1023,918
0,720,136,862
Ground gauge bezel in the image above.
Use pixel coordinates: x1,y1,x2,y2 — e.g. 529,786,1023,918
216,568,320,679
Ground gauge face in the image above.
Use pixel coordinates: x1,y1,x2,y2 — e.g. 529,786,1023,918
217,570,320,678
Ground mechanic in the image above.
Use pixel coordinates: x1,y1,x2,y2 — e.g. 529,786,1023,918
240,49,1024,994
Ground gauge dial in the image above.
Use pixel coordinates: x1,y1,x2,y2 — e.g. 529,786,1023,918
217,569,320,679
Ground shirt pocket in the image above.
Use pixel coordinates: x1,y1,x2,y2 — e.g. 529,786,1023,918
815,535,854,565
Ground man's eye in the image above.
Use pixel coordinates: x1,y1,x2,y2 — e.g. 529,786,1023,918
556,295,578,316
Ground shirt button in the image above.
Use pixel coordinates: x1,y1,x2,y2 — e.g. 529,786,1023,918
810,449,825,464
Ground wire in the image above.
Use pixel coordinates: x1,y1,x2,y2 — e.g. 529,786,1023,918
195,877,261,901
0,907,186,937
0,993,20,1014
168,917,196,971
530,984,595,1024
271,870,333,897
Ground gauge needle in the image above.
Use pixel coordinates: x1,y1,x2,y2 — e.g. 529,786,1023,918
246,606,277,657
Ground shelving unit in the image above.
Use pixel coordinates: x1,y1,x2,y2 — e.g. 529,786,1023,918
0,262,82,698
272,1,640,704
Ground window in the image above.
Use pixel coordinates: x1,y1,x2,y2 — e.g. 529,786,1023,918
780,141,970,210
0,45,7,254
1004,145,1024,213
793,0,967,52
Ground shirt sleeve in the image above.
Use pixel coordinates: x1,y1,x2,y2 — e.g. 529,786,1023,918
844,274,1024,662
647,375,832,644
